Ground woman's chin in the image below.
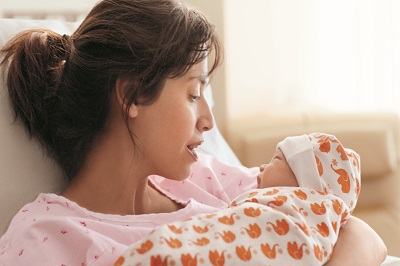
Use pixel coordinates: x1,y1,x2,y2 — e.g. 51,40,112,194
159,165,192,182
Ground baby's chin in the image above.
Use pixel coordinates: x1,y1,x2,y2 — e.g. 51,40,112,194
256,173,262,188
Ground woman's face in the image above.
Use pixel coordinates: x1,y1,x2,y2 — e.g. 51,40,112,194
132,59,214,180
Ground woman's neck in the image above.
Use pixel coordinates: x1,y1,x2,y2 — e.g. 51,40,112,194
61,103,185,215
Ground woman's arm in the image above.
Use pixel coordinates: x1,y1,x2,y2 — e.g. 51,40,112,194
326,216,387,266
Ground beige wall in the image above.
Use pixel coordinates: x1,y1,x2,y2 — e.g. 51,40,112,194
183,1,312,134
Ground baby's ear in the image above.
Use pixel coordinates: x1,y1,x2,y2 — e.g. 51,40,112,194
115,79,139,118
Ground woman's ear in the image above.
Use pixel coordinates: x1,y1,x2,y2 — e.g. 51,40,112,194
115,79,139,118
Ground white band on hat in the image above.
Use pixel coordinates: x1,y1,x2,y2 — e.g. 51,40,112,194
277,135,323,191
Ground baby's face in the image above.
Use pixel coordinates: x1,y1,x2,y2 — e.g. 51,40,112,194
257,148,298,188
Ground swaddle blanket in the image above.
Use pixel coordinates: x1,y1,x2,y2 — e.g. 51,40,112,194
115,186,354,266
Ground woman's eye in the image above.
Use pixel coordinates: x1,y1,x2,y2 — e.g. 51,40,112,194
190,95,201,101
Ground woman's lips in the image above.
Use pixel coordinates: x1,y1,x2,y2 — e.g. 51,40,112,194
187,145,198,161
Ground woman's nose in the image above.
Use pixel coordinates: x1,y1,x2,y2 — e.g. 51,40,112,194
197,98,214,132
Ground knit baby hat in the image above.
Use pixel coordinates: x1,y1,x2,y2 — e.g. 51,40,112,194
277,133,361,211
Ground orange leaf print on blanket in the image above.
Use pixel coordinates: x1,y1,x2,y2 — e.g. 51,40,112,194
331,221,338,233
261,243,279,259
295,222,310,236
161,237,182,248
209,250,226,266
134,240,153,254
292,205,305,216
267,196,287,207
181,253,199,266
190,237,210,246
331,164,351,193
294,190,307,200
244,207,261,217
312,222,330,237
287,242,306,260
168,225,183,234
263,188,279,196
151,255,170,266
218,214,237,225
193,224,211,233
331,199,343,215
314,245,323,262
267,219,290,236
236,246,252,262
245,198,259,204
215,230,236,243
242,223,261,238
310,202,327,215
248,191,259,198
113,256,125,266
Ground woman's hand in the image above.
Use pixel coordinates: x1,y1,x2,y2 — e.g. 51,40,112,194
326,216,387,266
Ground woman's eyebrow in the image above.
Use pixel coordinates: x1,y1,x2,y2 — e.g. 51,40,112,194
188,74,208,85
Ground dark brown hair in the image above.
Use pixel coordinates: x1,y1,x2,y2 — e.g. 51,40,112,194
0,0,222,180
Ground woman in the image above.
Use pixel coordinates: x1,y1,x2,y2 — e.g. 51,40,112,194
0,0,386,265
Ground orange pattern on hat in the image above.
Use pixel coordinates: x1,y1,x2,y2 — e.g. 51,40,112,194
315,134,331,153
331,164,351,193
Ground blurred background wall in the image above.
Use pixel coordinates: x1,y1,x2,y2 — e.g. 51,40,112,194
2,0,400,135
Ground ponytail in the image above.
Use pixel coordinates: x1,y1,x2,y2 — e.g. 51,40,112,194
1,30,70,170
